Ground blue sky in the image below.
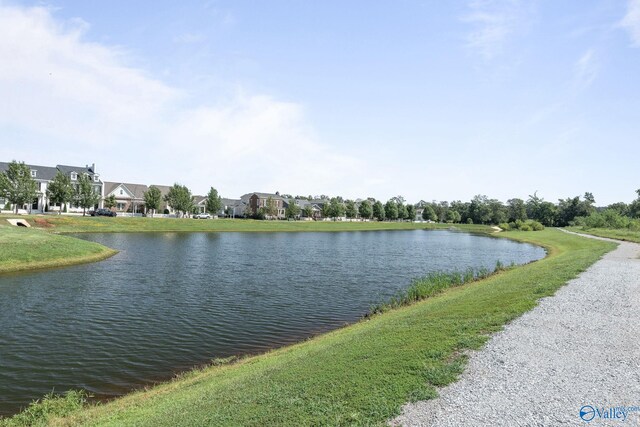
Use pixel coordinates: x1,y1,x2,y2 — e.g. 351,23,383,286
1,0,639,204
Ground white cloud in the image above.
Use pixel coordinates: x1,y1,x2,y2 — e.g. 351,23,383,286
621,0,640,46
574,48,599,90
462,0,532,61
0,5,361,198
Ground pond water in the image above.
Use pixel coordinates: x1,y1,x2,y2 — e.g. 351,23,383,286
0,229,545,415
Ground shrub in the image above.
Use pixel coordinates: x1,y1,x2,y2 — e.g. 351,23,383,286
498,222,511,231
5,390,89,426
466,218,473,224
369,262,508,315
529,220,545,231
519,224,532,231
4,202,11,211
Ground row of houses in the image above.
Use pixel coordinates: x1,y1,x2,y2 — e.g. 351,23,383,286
0,161,331,219
0,160,426,220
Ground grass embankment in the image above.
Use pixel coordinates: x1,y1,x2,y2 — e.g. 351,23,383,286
566,226,640,243
2,214,490,234
2,229,614,427
0,224,117,274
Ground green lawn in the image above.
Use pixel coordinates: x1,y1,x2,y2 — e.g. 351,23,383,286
0,214,493,234
1,228,614,427
0,224,117,274
566,226,640,243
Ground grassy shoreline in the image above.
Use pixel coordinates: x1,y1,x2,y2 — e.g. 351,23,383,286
565,226,640,243
0,228,615,426
1,214,492,234
0,224,117,274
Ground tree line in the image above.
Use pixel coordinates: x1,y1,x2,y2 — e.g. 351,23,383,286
2,160,638,227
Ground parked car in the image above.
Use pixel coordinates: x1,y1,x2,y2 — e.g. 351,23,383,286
193,213,211,219
90,208,117,217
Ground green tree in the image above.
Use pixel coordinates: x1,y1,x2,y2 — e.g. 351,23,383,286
446,209,461,223
302,205,314,219
345,200,358,219
507,198,527,222
488,199,507,224
327,197,345,219
396,202,407,221
372,201,385,221
265,196,278,219
469,195,492,224
422,205,437,221
629,189,640,219
358,200,373,219
384,200,398,221
0,161,37,214
205,187,223,216
104,194,117,209
285,198,301,219
74,174,100,216
405,204,416,221
164,184,193,217
143,186,162,217
47,171,73,215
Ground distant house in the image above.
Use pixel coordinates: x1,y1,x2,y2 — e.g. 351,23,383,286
192,195,207,215
243,192,287,219
149,185,175,215
221,198,246,218
0,162,102,213
103,182,148,214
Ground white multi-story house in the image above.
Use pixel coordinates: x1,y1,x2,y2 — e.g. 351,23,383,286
0,162,103,213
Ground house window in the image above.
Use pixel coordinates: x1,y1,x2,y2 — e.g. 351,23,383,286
116,203,126,211
93,175,99,182
70,172,77,181
30,170,37,177
119,189,123,195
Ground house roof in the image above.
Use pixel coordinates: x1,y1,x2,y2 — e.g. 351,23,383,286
0,162,59,181
221,198,242,207
149,185,172,197
193,195,207,205
104,182,149,200
57,164,95,175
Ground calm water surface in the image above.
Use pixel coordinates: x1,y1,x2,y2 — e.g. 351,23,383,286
0,230,544,415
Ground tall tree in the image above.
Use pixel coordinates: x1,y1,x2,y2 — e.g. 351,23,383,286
422,205,437,221
446,209,461,223
74,174,100,216
507,198,527,222
205,187,223,216
345,200,358,219
469,195,492,224
164,184,193,217
104,194,117,210
405,204,416,221
327,197,345,219
396,202,407,220
358,200,373,219
143,186,162,217
285,198,301,219
372,201,385,221
0,161,37,214
265,196,278,218
384,200,399,221
302,204,314,219
47,171,73,215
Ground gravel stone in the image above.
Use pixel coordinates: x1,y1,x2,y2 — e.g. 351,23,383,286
391,233,640,427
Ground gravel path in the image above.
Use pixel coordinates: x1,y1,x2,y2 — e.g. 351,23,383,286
392,233,640,426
